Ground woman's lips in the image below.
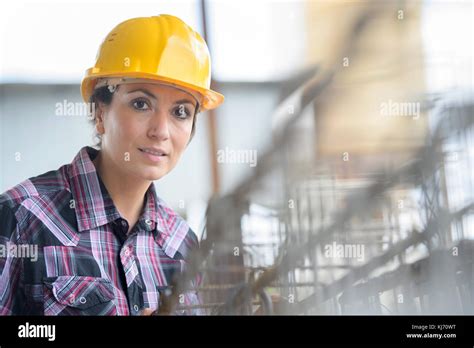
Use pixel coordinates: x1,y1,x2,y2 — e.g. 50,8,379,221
138,148,168,163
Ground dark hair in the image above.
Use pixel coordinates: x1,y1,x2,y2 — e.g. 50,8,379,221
88,86,198,148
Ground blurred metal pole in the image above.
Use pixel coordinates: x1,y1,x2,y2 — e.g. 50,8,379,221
200,0,221,195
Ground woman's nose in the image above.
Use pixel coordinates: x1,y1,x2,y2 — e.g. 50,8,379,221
147,110,170,140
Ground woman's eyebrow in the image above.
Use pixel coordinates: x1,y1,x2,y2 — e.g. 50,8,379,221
126,90,195,108
126,88,157,100
174,99,196,108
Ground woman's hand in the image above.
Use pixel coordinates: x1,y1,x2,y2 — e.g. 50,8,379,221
140,308,154,316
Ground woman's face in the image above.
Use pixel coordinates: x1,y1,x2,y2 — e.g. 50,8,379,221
96,83,197,181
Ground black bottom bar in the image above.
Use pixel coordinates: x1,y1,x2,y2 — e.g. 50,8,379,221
0,315,472,346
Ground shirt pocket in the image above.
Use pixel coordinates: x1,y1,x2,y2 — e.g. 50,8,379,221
43,275,117,316
43,246,102,278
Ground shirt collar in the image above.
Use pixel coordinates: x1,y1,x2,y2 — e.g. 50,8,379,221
68,146,117,231
67,146,188,259
68,147,161,232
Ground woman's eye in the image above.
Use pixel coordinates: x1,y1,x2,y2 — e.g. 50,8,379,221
131,99,150,111
173,105,191,119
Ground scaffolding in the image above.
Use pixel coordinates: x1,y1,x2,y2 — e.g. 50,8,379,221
154,2,474,316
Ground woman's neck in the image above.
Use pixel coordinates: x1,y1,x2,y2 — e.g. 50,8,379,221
92,150,151,233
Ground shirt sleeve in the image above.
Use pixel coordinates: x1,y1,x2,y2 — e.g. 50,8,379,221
0,202,25,315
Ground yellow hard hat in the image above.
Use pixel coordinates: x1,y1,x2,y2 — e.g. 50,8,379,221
81,15,224,111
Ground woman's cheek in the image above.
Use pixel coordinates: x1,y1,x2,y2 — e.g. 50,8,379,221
118,117,141,147
173,119,193,143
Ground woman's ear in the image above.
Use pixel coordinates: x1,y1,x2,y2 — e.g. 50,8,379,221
94,103,106,135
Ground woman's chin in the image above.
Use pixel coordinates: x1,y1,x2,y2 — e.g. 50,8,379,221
136,167,168,181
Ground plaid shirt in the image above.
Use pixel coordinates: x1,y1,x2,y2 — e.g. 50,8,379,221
0,146,202,315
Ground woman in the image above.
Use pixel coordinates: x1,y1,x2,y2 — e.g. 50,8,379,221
0,14,223,315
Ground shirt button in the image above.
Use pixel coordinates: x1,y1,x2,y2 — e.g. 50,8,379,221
124,248,131,256
145,219,152,226
133,304,139,312
79,297,87,304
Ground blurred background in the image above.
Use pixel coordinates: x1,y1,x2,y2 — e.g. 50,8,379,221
1,0,473,315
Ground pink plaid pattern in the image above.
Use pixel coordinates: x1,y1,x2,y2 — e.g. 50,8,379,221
0,146,203,315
